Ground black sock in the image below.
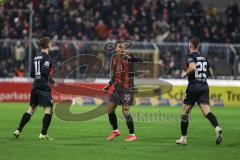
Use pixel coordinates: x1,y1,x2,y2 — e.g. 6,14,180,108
108,112,118,130
124,114,134,134
206,112,219,128
181,115,189,136
41,114,52,135
17,112,32,132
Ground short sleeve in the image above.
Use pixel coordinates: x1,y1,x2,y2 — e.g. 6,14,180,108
43,60,50,68
187,55,195,64
42,57,52,78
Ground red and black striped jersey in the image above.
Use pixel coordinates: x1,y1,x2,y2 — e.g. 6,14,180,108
109,54,143,89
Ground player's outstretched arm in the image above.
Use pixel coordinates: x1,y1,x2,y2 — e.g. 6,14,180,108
129,54,144,62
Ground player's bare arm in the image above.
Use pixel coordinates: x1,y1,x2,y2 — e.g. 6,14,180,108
177,37,222,146
181,62,196,78
207,67,213,77
14,37,54,140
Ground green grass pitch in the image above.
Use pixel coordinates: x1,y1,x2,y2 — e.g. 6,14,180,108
0,103,240,160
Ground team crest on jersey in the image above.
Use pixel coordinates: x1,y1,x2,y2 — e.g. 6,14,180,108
188,57,193,63
44,61,50,67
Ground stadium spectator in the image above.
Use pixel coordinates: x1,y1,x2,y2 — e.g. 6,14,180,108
0,41,11,60
14,41,26,63
225,1,239,33
0,0,239,43
0,0,240,78
15,64,25,77
95,20,109,40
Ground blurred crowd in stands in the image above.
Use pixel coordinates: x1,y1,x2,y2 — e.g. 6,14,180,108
0,0,239,78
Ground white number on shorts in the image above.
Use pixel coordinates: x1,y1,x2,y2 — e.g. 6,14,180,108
124,94,131,102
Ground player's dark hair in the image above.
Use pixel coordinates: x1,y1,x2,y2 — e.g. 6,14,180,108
39,37,51,49
115,39,124,47
189,37,200,49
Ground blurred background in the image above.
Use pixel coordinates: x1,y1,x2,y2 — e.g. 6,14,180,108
0,0,240,79
0,0,240,106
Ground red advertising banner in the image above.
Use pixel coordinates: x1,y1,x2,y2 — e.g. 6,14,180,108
0,82,106,102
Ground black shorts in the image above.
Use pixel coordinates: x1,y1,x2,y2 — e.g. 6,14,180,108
30,89,53,108
110,87,134,106
183,88,209,106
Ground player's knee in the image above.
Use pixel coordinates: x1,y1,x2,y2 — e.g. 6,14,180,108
182,104,192,115
45,111,53,115
107,106,116,114
122,108,130,115
107,103,116,114
48,111,53,114
182,110,190,116
200,104,211,116
203,111,211,117
44,107,53,114
27,107,36,115
108,109,115,114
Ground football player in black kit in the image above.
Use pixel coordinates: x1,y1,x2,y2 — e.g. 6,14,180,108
14,37,57,140
176,37,222,145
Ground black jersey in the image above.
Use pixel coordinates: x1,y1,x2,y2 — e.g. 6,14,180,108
186,51,210,90
30,52,53,91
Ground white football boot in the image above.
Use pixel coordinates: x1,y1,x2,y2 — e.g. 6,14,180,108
215,126,222,145
13,130,21,138
39,133,54,141
176,136,187,145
